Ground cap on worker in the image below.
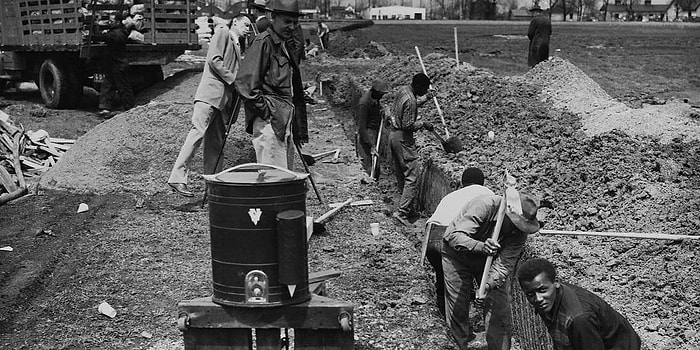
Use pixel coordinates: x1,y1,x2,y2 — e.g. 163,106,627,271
461,167,484,186
505,192,540,234
371,80,390,94
252,0,268,10
411,73,431,89
267,0,301,16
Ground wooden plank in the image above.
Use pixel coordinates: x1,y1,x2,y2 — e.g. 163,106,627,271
20,156,45,170
37,141,61,157
0,118,20,136
0,166,19,193
295,329,354,350
539,229,700,241
178,295,353,330
12,134,26,189
48,137,75,144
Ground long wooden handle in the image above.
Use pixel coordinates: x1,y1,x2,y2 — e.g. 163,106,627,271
454,27,459,66
477,196,507,298
370,118,383,179
414,46,450,138
315,198,353,224
540,229,700,241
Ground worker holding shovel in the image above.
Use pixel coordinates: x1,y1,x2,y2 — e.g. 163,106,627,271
357,80,390,178
442,189,540,350
389,73,435,226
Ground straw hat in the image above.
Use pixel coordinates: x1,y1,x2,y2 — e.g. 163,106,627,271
505,192,540,234
267,0,301,16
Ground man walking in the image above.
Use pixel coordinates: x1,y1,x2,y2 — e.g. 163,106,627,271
517,258,641,350
235,0,307,170
527,5,551,68
442,190,540,349
357,80,390,176
167,9,251,197
389,73,434,226
422,167,493,317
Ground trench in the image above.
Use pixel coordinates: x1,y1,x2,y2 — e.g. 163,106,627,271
322,71,552,350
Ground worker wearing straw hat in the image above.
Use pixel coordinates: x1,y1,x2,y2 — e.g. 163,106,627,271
442,191,540,349
527,5,551,68
235,0,307,170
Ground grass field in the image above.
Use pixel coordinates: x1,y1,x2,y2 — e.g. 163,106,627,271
343,21,700,104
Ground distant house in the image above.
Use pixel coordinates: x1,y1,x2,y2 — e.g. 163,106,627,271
601,0,671,21
667,0,700,20
363,6,426,20
549,0,579,21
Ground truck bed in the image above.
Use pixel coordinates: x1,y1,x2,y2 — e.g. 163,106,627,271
0,0,199,51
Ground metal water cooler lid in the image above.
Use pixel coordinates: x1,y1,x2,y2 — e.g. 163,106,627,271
203,163,309,184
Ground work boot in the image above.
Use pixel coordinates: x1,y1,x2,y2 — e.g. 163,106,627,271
392,211,412,227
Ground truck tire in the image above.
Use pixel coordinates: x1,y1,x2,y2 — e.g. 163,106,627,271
38,59,76,109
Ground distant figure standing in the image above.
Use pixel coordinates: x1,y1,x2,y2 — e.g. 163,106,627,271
93,12,134,119
317,19,329,49
527,5,551,68
251,0,272,33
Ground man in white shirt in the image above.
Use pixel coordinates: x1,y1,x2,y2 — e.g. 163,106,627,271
421,167,493,316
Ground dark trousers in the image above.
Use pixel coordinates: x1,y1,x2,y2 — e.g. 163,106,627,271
99,57,134,111
389,131,419,215
424,222,446,317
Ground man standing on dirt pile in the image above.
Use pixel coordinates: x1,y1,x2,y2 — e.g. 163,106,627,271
527,5,551,68
93,11,135,119
517,258,641,350
389,73,434,226
442,190,540,350
357,80,390,176
167,8,251,197
422,167,493,317
236,0,308,170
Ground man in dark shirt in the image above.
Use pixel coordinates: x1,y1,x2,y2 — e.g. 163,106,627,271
357,79,389,177
93,12,134,118
517,258,642,350
527,6,551,68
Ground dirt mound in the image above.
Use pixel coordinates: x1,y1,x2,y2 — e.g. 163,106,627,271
39,72,255,195
324,53,700,349
524,57,700,143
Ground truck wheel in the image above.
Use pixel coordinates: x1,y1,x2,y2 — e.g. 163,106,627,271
38,59,75,109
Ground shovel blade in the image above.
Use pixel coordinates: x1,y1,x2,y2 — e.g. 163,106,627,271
443,136,463,154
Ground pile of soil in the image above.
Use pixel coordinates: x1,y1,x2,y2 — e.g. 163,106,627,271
322,53,700,349
20,51,700,349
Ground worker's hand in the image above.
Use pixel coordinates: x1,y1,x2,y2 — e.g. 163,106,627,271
370,147,379,156
482,238,501,256
473,290,487,308
425,88,437,100
422,121,434,132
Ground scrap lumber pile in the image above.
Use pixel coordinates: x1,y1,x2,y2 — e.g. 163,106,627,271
0,111,74,204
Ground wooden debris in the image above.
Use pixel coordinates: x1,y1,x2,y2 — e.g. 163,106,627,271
0,112,74,204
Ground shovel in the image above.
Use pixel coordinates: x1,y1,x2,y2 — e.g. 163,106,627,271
414,46,464,154
428,128,463,154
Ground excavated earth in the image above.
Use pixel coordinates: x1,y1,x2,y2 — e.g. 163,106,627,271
2,33,700,350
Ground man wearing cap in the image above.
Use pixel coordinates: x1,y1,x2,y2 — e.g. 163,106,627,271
527,5,551,68
442,191,540,350
251,0,272,33
357,80,389,176
390,73,434,226
235,0,307,170
167,9,251,197
422,167,493,317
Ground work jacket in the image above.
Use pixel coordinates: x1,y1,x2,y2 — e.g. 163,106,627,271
194,24,241,118
236,28,308,143
357,89,384,147
541,282,641,350
442,194,528,290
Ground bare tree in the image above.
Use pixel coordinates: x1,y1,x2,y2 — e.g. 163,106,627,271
619,0,640,20
600,0,610,20
676,0,695,19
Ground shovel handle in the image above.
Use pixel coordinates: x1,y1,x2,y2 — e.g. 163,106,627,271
414,46,450,139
